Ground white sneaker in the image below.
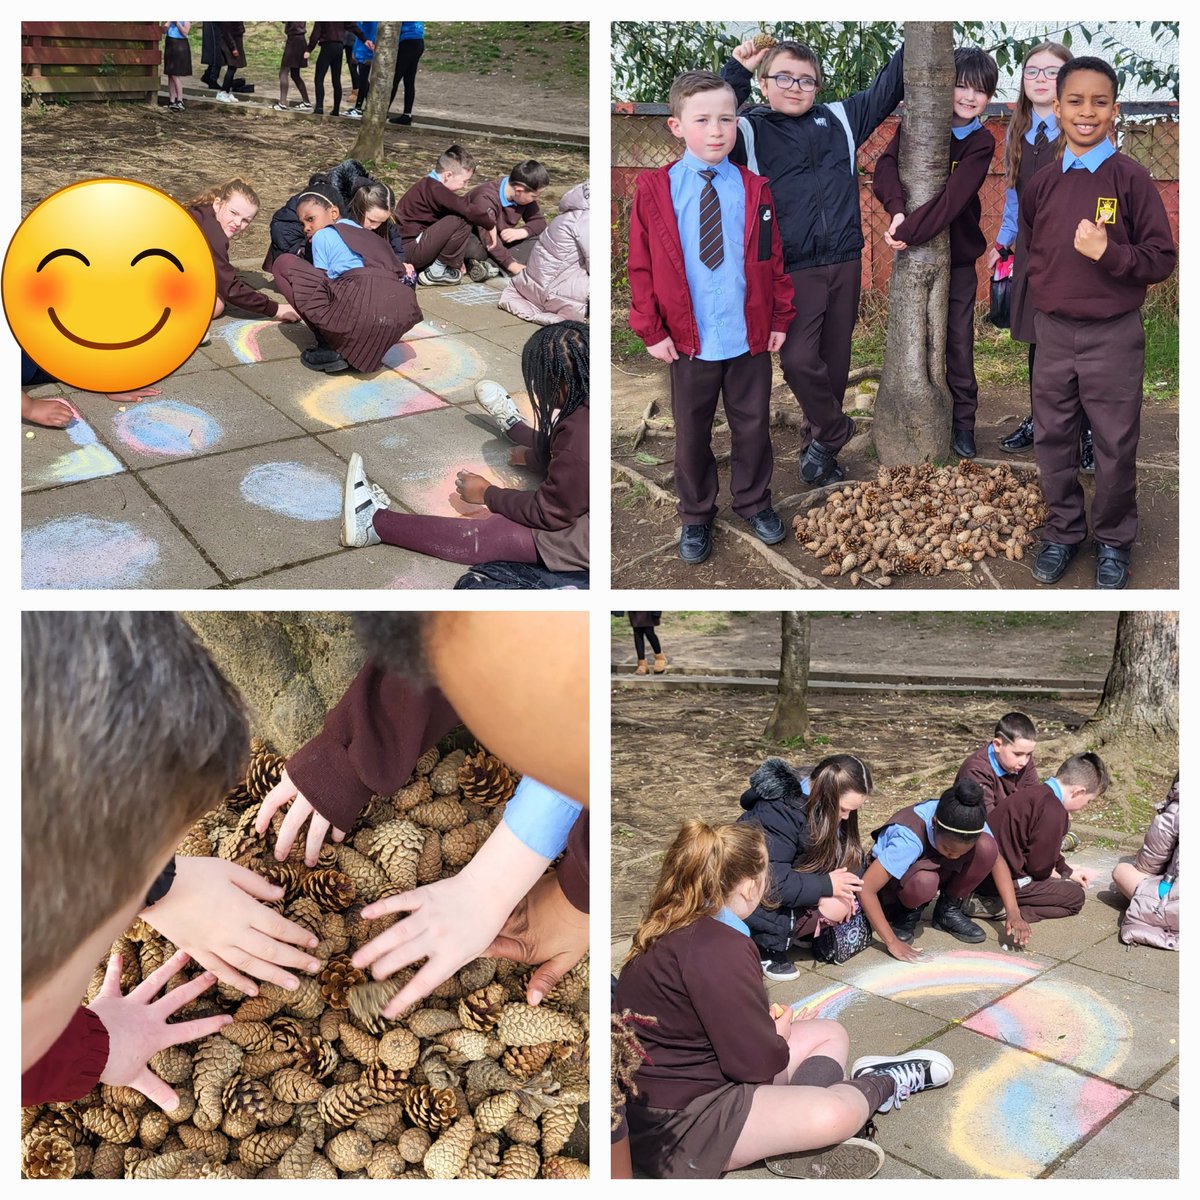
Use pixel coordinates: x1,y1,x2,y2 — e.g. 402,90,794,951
474,379,523,436
294,101,313,112
215,91,238,104
341,453,391,548
850,1051,954,1113
272,102,288,110
344,107,362,118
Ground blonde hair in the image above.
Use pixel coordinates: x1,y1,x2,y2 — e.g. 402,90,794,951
186,176,262,212
627,821,768,961
1005,42,1073,189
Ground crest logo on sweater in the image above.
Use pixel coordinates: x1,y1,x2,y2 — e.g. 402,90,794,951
814,117,827,127
1096,197,1117,224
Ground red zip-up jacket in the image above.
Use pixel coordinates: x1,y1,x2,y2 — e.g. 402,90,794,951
627,161,795,359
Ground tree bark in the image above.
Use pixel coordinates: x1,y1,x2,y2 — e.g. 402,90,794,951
1087,611,1179,744
351,21,400,166
765,612,810,742
872,21,954,466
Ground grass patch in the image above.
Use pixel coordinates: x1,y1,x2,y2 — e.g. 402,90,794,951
616,479,652,508
613,324,645,362
671,611,732,636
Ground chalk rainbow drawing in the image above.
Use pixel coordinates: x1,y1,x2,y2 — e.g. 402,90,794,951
840,949,1044,1002
790,982,861,1020
239,462,342,521
403,319,453,341
113,399,223,457
300,375,446,429
23,516,160,589
25,413,125,489
215,318,270,364
383,336,488,399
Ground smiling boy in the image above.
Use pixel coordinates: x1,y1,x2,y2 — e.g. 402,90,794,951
955,711,1039,815
873,47,999,459
628,70,795,564
1019,56,1176,588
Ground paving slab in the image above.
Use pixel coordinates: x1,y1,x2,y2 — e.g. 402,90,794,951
21,406,126,493
1052,1094,1178,1178
168,345,223,376
874,1024,1131,1179
65,372,306,469
1069,935,1180,993
1008,896,1118,963
202,313,309,367
389,332,526,407
139,438,347,582
1147,1062,1178,1104
233,545,464,590
22,474,220,589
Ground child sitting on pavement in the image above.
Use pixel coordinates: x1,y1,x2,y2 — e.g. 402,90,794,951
463,159,551,280
1113,774,1179,950
955,711,1039,814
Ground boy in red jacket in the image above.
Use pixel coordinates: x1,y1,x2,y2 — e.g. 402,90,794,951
874,47,999,460
628,70,795,564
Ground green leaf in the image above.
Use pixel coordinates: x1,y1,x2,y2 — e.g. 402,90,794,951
1062,29,1072,48
635,453,664,465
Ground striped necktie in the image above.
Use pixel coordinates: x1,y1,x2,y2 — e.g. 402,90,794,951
698,168,724,270
1033,119,1049,155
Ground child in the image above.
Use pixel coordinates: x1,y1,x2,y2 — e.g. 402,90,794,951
395,145,496,285
21,350,73,427
388,22,425,124
955,711,1039,813
992,43,1094,467
1020,56,1176,589
859,779,1031,958
306,22,346,115
873,47,999,459
1114,774,1178,949
723,36,905,485
628,611,666,675
215,21,246,103
615,820,953,1179
344,22,376,118
463,159,551,280
274,21,312,111
628,69,795,565
162,21,191,112
350,180,414,277
339,321,588,576
737,755,870,981
270,185,420,373
969,752,1107,922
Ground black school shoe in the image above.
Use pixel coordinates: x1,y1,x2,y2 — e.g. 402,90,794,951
745,506,786,545
1095,543,1132,589
931,894,986,943
800,439,845,486
1031,539,1082,584
884,903,924,944
1000,414,1035,452
678,523,712,564
952,427,977,459
301,346,350,373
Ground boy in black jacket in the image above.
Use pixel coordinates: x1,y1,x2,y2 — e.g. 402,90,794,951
723,36,904,485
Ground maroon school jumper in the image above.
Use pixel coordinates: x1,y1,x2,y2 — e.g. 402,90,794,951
983,781,1083,922
1019,150,1176,550
873,123,994,432
396,175,495,271
1005,122,1062,345
615,917,788,1178
22,1007,110,1105
465,179,548,271
189,202,279,317
955,744,1038,815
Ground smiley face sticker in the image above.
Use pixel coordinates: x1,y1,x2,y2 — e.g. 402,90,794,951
3,178,216,392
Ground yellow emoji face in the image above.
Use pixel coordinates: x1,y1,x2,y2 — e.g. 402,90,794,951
3,178,216,392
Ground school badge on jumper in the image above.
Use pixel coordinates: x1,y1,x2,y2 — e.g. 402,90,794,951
1096,197,1118,224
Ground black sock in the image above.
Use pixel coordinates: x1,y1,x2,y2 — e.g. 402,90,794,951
790,1054,844,1088
844,1072,895,1114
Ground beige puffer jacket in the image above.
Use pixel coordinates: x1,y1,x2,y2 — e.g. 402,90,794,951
1120,776,1179,950
498,180,589,325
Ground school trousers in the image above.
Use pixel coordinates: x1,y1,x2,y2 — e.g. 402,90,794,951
947,263,980,431
462,231,540,268
978,875,1084,923
406,216,473,271
778,258,860,450
668,350,773,524
882,834,998,909
1032,309,1144,549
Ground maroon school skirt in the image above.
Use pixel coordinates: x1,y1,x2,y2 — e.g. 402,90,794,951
281,32,308,71
627,1082,756,1179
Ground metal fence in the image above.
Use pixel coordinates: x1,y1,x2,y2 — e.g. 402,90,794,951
611,101,1179,309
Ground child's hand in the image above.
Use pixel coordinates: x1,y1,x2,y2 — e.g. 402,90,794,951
455,469,490,505
142,856,321,995
274,302,301,323
772,1004,796,1037
486,872,588,1005
499,227,527,245
1074,217,1108,261
886,939,925,963
103,386,161,404
88,950,231,1111
827,867,864,905
448,492,491,517
986,245,1006,271
485,227,500,251
646,336,679,364
256,768,347,866
506,262,526,275
1071,867,1099,888
1005,914,1032,948
884,213,908,251
404,262,416,278
767,331,786,353
732,39,771,72
22,395,75,428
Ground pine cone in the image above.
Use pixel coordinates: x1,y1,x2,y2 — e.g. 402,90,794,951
276,1129,316,1180
268,1067,326,1104
317,1080,378,1129
81,1105,139,1144
261,862,302,899
751,32,778,50
497,1143,541,1179
396,1126,432,1163
176,1125,230,1161
462,1135,501,1180
442,822,480,867
408,797,468,832
217,807,264,867
139,1109,171,1149
438,1028,493,1065
354,1101,406,1142
473,1091,520,1134
292,1035,338,1080
542,968,585,1008
22,1133,76,1179
504,1111,541,1144
222,1074,270,1118
361,1063,408,1100
458,983,506,1032
496,1003,584,1046
423,1116,474,1180
395,777,433,812
457,750,518,807
543,1155,589,1179
401,1084,459,1133
378,1027,420,1072
541,1104,578,1157
414,746,440,775
501,1041,555,1080
238,1129,296,1167
407,1008,460,1039
149,1045,194,1086
416,828,442,883
358,819,425,889
220,1021,274,1053
429,748,468,794
346,977,402,1031
284,896,324,938
247,741,286,802
325,1129,373,1172
301,869,357,911
268,1015,308,1052
319,955,365,1009
367,1143,406,1179
333,844,391,904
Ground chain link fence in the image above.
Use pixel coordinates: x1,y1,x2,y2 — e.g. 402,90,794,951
612,101,1178,324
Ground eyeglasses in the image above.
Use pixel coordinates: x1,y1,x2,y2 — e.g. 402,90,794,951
763,73,819,93
1023,65,1062,80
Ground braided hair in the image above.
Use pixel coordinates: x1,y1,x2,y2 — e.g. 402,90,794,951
520,320,589,468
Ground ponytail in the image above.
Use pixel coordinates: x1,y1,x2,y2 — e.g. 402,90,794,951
185,176,261,212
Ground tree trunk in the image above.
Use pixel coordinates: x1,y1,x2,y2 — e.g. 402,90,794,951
872,21,954,466
1087,611,1179,744
185,613,366,756
351,22,400,166
765,613,810,742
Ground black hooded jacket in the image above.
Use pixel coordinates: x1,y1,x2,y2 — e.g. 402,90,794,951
721,47,904,273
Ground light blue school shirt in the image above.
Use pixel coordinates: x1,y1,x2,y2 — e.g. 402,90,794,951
998,111,1061,246
872,798,994,879
1045,777,1064,804
668,151,748,361
987,743,1020,780
166,23,188,38
311,220,365,278
1062,138,1117,172
501,776,582,859
952,117,982,140
713,906,751,936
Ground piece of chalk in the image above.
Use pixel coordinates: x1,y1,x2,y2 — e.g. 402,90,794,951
25,430,35,439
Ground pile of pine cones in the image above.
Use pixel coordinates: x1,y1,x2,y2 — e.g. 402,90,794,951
21,739,588,1180
793,462,1048,584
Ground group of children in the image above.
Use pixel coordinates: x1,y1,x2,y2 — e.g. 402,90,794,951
627,36,1176,587
615,709,1179,1177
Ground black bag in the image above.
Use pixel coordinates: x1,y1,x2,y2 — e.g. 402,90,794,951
812,907,873,964
988,249,1013,329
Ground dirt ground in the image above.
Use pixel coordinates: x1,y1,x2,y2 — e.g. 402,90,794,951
611,361,1179,591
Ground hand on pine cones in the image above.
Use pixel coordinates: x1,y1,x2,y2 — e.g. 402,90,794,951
486,872,588,1006
142,856,322,995
256,769,346,867
87,950,231,1111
